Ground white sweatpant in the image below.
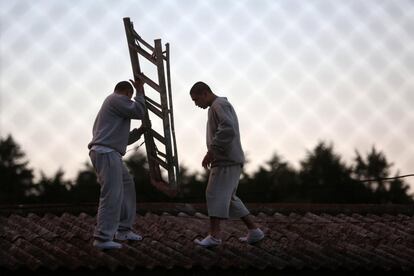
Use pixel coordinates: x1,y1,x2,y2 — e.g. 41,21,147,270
206,165,250,219
89,150,136,241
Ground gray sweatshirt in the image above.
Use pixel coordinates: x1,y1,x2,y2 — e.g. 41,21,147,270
88,93,145,155
207,97,245,167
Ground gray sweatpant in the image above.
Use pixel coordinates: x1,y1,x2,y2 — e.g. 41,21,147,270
89,150,136,241
206,165,250,219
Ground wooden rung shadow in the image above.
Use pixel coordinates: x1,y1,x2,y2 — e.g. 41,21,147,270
123,17,180,197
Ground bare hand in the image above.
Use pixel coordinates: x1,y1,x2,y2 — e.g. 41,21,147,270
137,125,149,136
129,78,144,94
202,151,214,169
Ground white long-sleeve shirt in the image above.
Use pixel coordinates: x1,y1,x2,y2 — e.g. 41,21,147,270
88,93,145,155
207,97,245,167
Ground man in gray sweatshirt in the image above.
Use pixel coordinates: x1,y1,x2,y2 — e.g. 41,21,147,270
88,79,146,250
190,81,265,248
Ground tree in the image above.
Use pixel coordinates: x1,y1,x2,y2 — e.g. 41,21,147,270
265,154,300,202
175,165,207,202
2,133,412,204
299,142,371,203
34,169,72,203
354,147,390,193
0,135,34,203
387,177,413,203
239,153,300,202
70,162,99,203
353,147,413,203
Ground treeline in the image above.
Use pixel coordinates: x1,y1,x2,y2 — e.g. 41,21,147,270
0,134,412,204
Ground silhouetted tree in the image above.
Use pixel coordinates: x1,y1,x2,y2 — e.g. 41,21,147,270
354,147,389,193
239,165,271,202
299,142,371,203
70,162,99,203
387,177,413,203
177,165,208,202
265,154,301,202
239,154,300,202
35,169,72,203
353,147,413,203
0,135,34,203
1,133,413,204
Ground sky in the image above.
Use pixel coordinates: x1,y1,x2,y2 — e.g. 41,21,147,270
1,0,414,191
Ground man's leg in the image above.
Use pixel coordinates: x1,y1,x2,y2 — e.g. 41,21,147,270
195,167,232,247
115,163,142,241
210,217,222,238
118,163,136,232
205,167,234,226
91,151,123,241
229,194,263,235
239,217,265,243
225,165,265,243
241,214,258,230
194,216,222,247
227,165,250,219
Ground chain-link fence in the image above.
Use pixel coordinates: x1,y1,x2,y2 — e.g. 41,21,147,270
1,0,413,190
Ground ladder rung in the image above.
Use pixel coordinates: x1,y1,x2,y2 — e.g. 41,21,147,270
129,43,156,65
151,129,166,144
135,73,161,92
131,29,154,52
157,151,167,158
145,96,162,109
146,101,163,118
150,155,168,169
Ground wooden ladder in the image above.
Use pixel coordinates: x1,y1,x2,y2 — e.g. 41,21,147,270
123,17,179,197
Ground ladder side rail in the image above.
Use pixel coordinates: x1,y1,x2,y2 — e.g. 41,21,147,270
123,17,162,182
154,39,175,187
165,43,180,188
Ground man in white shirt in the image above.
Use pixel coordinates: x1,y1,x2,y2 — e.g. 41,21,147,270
88,79,146,250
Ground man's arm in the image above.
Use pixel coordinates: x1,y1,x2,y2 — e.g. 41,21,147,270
210,103,236,152
128,125,147,145
111,79,146,119
130,78,144,95
111,95,145,119
202,150,214,169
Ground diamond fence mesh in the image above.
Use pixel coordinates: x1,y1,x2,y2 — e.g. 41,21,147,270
1,0,413,190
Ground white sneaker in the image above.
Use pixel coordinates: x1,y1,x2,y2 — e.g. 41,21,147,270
239,228,265,244
115,231,143,241
194,235,222,248
93,240,122,250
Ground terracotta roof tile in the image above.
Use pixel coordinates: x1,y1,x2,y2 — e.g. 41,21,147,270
1,203,414,274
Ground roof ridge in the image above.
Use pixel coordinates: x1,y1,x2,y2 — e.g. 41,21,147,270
1,203,414,216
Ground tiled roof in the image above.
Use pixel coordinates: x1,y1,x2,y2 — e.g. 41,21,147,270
1,203,414,275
